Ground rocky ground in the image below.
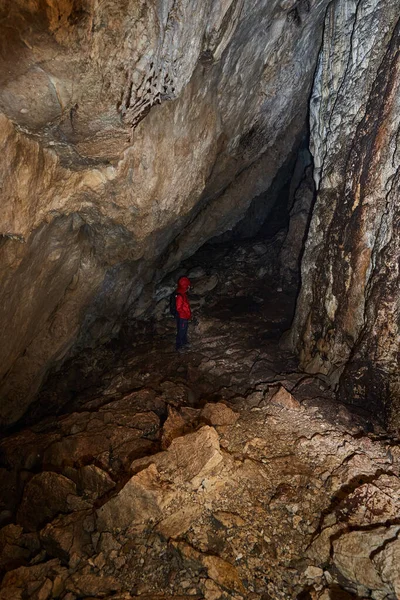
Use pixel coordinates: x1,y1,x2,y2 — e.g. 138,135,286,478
1,240,400,600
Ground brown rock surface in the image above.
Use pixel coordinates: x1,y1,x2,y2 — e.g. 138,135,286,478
0,4,400,598
161,406,189,450
16,472,82,532
1,221,398,598
1,559,68,600
270,385,301,410
40,510,94,564
0,370,398,596
96,464,164,532
200,402,239,426
0,0,331,425
0,524,39,571
40,408,160,471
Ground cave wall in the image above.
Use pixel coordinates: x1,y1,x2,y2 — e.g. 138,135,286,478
0,0,331,427
290,0,400,427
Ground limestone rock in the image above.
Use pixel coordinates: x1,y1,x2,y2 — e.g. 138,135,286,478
280,163,314,288
96,464,163,532
161,406,188,450
1,377,400,599
175,541,244,594
304,566,323,580
332,526,400,595
65,566,121,597
192,274,219,296
74,465,115,499
200,403,239,426
202,555,245,594
155,426,223,489
156,505,203,539
213,511,246,529
373,535,400,599
40,511,94,564
270,386,301,410
1,559,68,600
0,0,331,424
290,0,400,427
0,524,39,570
42,409,160,472
187,267,206,280
16,472,80,532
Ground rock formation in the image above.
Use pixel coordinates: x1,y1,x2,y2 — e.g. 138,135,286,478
1,0,400,598
0,0,331,427
289,1,400,429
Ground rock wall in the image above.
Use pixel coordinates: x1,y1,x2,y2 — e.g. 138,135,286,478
0,0,330,426
290,1,400,427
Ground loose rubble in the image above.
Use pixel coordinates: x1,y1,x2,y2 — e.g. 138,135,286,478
1,245,399,600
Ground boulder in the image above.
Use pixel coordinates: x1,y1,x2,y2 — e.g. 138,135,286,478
200,403,239,426
16,472,81,532
74,465,116,499
43,410,160,472
187,267,206,279
332,526,400,595
156,426,223,489
96,464,163,532
64,566,121,597
40,511,94,564
270,386,301,410
0,524,38,570
1,559,68,599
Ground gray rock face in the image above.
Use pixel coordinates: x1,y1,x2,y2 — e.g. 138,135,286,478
290,0,400,427
0,0,331,425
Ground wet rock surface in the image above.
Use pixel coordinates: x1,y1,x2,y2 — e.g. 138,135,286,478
1,249,399,600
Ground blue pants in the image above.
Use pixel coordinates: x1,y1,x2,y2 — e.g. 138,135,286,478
176,318,189,349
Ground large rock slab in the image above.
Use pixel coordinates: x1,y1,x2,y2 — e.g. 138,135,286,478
154,426,223,489
98,426,223,532
332,526,400,596
96,464,164,532
16,472,83,532
270,386,301,410
200,402,239,426
1,392,400,599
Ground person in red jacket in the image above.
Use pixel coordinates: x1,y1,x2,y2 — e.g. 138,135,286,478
175,276,192,352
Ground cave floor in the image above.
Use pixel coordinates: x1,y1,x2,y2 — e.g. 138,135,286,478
24,286,306,432
23,236,305,424
1,241,399,600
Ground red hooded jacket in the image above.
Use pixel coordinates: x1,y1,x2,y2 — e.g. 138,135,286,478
176,276,192,320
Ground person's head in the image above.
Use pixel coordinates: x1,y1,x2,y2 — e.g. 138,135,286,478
177,276,191,292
